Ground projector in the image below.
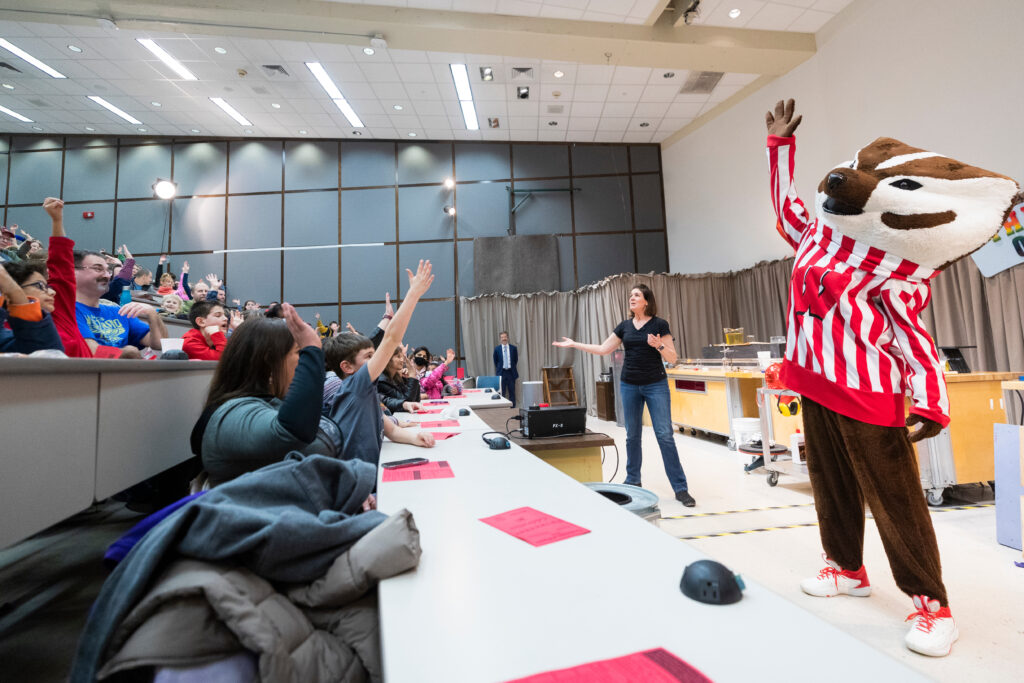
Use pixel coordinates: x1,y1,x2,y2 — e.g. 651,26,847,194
519,405,586,439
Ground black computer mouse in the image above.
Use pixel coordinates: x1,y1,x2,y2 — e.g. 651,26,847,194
483,388,492,393
491,394,501,400
483,434,510,450
680,560,745,605
458,408,470,416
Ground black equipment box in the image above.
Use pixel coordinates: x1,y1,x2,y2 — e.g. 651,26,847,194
520,406,587,438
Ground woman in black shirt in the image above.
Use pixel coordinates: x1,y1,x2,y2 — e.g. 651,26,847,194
553,284,694,506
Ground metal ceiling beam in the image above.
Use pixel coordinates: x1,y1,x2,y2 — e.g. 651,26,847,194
0,0,817,76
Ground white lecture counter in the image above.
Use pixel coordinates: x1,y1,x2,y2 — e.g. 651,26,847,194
0,357,215,548
424,389,513,409
375,433,925,683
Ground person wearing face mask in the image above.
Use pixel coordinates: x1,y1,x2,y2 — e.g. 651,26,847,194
411,346,431,379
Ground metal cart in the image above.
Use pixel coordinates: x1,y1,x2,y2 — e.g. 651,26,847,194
749,386,811,487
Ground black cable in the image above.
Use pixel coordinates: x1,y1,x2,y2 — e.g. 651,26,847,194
1017,389,1024,426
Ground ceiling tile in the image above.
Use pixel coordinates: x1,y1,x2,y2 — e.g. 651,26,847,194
597,118,630,131
611,66,652,85
573,84,610,101
605,85,645,102
359,63,403,82
745,2,805,31
633,101,670,117
787,8,835,32
602,101,637,117
640,84,680,102
567,117,599,131
570,101,603,116
575,64,614,84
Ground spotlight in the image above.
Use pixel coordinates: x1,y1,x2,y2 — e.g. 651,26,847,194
152,179,177,199
480,66,493,81
553,70,564,79
443,206,456,216
728,8,741,19
517,86,530,100
443,177,455,189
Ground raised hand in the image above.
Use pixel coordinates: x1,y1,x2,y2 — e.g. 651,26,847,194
232,298,241,306
314,312,321,319
180,260,189,274
205,273,221,287
647,333,663,349
122,245,133,260
552,337,575,348
159,254,168,265
405,259,434,298
346,322,358,334
385,291,394,317
765,98,802,137
281,302,321,349
445,348,455,364
229,310,243,330
43,197,64,221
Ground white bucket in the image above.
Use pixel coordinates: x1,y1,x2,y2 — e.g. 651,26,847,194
160,338,184,352
731,417,761,452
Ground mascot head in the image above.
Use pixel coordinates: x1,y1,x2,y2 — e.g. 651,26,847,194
815,138,1020,270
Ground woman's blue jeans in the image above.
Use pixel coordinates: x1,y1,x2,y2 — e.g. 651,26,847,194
620,378,689,493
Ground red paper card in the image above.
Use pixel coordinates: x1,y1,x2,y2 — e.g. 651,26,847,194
92,345,122,359
419,419,459,428
464,388,484,393
381,461,454,482
504,648,711,683
414,408,444,414
480,507,590,547
430,432,459,440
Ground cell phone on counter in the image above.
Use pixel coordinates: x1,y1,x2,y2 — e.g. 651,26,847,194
381,457,429,470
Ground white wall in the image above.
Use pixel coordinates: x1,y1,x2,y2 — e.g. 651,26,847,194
663,0,1024,273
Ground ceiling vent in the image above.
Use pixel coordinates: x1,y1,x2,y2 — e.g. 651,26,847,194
510,67,534,81
0,61,22,73
679,71,723,94
27,98,49,107
251,86,271,95
261,64,290,78
546,104,564,114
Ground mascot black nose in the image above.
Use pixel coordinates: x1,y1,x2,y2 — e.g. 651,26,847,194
826,172,846,191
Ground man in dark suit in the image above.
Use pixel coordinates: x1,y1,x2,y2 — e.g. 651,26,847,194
492,330,518,407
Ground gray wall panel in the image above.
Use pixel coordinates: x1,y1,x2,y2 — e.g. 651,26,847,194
398,241,454,298
62,146,117,202
514,179,573,235
401,300,456,361
286,140,338,191
630,145,660,173
294,304,338,327
398,185,452,241
228,141,282,194
342,187,395,243
171,196,225,252
174,254,225,297
226,194,281,250
227,251,281,305
0,154,8,205
341,244,397,302
636,232,668,274
454,143,510,181
116,199,172,254
576,233,634,286
174,141,227,196
571,144,629,176
12,137,62,152
117,145,172,199
285,190,338,247
557,236,575,290
284,246,338,305
67,137,117,149
342,141,395,188
8,150,62,205
65,204,115,254
397,142,451,185
632,174,665,231
457,241,474,297
339,303,383,337
513,144,569,179
455,182,507,238
573,176,632,232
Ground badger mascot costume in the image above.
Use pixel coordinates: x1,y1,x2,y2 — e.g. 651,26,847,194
764,99,1019,657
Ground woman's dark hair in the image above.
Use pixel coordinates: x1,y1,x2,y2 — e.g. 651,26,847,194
413,346,430,358
630,283,657,318
385,345,407,382
2,259,47,286
204,318,295,410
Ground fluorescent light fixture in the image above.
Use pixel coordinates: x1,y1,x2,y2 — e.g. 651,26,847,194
209,97,252,126
85,126,95,131
298,129,308,135
214,47,227,54
190,128,200,133
305,62,343,99
408,132,417,137
450,63,479,131
333,98,364,128
393,104,403,111
450,64,473,101
88,95,142,124
32,126,42,131
271,102,281,109
0,104,32,122
1,83,12,89
136,38,198,80
0,38,66,78
67,44,83,53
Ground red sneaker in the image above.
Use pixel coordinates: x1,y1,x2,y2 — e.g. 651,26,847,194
800,556,871,597
905,595,958,657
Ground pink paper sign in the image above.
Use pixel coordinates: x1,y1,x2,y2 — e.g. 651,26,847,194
419,419,459,428
504,648,712,683
414,408,444,414
430,432,459,440
381,461,454,482
464,388,484,393
480,507,590,547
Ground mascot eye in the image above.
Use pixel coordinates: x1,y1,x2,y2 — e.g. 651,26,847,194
890,178,922,191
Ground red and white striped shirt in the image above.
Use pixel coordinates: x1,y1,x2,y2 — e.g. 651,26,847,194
768,135,949,428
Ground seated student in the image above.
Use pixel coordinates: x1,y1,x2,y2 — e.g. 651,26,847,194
322,260,436,464
75,250,168,352
420,348,456,400
131,266,153,292
180,279,208,316
182,300,238,360
377,346,423,414
100,247,136,305
0,260,63,353
159,293,186,318
195,305,335,487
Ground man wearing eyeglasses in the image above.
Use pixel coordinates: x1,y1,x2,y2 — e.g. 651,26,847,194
75,251,167,352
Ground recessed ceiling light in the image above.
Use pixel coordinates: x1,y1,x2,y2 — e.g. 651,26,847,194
32,126,42,131
67,44,83,53
88,95,143,124
408,132,417,137
480,66,493,81
84,126,95,131
151,101,161,107
553,70,564,79
363,47,375,56
209,97,253,126
138,127,147,132
663,72,675,79
214,47,227,54
1,83,12,89
393,104,403,111
271,102,281,109
640,122,650,127
0,104,32,122
298,129,308,135
136,38,198,81
244,129,254,135
548,121,558,126
352,131,363,136
728,8,742,18
190,128,200,133
0,38,67,78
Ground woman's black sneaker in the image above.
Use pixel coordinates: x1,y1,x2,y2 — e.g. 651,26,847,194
675,490,696,507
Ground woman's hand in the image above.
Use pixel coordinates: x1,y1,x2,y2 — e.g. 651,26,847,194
403,401,421,413
445,348,455,364
384,291,394,317
406,260,434,298
282,302,321,349
552,337,575,348
180,260,189,274
361,494,377,512
647,333,664,349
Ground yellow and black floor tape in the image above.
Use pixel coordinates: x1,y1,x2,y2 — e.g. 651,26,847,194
674,503,993,541
661,503,815,521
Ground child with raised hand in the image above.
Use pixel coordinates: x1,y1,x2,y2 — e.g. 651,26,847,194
322,260,436,464
41,197,95,357
419,347,456,400
181,300,240,360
